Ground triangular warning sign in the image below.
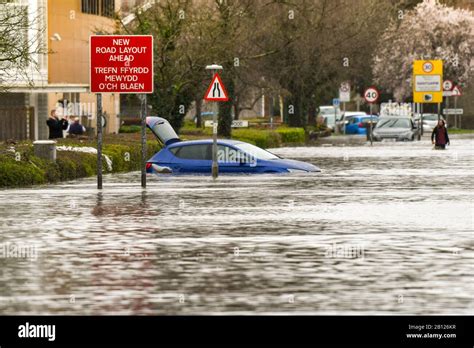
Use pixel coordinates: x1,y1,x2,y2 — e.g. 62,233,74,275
204,73,229,101
451,85,462,97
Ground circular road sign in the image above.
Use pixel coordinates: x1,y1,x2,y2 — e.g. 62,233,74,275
340,82,350,92
443,80,454,91
422,61,434,73
364,87,380,104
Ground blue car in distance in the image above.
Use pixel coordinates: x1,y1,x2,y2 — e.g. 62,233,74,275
145,116,320,174
344,115,378,135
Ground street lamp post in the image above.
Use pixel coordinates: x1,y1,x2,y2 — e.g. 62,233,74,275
205,64,223,179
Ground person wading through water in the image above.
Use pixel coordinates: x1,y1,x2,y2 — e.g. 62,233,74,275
46,109,68,139
431,119,450,150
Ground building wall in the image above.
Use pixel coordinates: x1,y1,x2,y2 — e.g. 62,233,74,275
46,0,121,135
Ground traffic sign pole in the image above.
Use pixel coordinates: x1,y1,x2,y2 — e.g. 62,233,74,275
96,93,103,190
419,103,422,141
369,103,373,146
454,96,458,128
140,95,147,188
363,87,379,146
445,94,449,125
90,35,154,189
205,65,224,179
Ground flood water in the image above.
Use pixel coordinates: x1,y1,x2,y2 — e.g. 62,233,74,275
0,139,473,315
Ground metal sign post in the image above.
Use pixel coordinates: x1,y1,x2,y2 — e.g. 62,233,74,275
369,103,373,146
140,95,147,188
212,80,218,180
363,87,379,146
454,96,458,128
332,98,340,132
96,93,103,189
90,35,154,189
445,95,450,125
204,65,226,179
419,103,423,141
442,80,453,125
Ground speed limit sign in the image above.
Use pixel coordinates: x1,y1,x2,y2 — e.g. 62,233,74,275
364,87,380,104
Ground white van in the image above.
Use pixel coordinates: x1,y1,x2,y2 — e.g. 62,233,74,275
318,106,342,131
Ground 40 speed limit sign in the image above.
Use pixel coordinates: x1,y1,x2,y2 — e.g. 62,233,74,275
364,87,380,104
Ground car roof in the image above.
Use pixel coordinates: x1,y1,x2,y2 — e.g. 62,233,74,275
354,115,378,119
344,112,367,116
168,139,244,148
378,116,412,119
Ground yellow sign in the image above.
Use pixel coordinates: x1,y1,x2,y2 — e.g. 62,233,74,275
413,60,443,103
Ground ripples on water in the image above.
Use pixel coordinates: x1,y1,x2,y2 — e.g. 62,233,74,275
0,139,473,314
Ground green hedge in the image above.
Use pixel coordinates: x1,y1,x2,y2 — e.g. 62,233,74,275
276,127,306,144
0,141,162,188
167,121,306,147
232,129,280,148
119,125,142,133
232,127,305,148
0,156,45,187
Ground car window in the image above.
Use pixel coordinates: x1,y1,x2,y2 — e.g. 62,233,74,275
174,144,211,160
376,118,411,129
217,145,249,163
234,142,279,160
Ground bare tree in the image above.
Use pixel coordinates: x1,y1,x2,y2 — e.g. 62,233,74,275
0,1,47,90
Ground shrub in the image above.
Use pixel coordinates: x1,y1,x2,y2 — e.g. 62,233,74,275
232,129,281,148
0,155,45,187
119,125,142,133
276,127,306,144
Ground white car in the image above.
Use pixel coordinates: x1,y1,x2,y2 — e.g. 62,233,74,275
414,114,447,133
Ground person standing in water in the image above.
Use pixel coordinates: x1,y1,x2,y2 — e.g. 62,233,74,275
431,119,450,150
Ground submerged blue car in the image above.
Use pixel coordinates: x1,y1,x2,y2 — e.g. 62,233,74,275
145,117,320,174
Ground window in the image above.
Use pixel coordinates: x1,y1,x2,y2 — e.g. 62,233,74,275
81,0,99,15
234,143,278,160
376,118,411,129
217,145,249,163
174,145,211,160
82,0,115,17
101,0,115,18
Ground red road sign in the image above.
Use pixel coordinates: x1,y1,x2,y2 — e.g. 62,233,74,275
364,87,380,104
90,35,153,93
204,73,229,101
442,80,454,91
451,85,462,96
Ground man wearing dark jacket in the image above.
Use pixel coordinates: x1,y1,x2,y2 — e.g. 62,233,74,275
46,110,68,139
431,119,450,149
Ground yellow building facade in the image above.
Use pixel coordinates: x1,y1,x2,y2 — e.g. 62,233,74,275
0,0,145,140
47,0,122,135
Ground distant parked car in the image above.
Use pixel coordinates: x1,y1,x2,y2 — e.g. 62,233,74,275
413,113,447,133
337,111,367,133
344,115,378,135
372,117,419,141
317,106,342,131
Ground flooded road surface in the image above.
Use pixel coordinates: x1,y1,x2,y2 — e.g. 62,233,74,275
0,139,473,315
